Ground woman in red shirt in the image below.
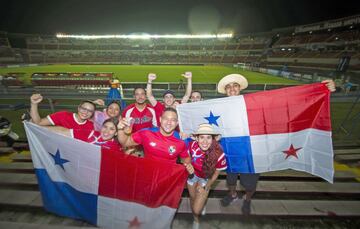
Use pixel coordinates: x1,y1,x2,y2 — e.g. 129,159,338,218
185,124,227,229
43,118,123,153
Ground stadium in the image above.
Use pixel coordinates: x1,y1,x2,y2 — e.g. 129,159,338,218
0,1,360,228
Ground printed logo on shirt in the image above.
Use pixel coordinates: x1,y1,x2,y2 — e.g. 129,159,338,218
168,145,176,154
150,142,156,147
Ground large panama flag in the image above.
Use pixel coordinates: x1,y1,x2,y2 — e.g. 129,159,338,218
177,83,334,183
24,121,187,229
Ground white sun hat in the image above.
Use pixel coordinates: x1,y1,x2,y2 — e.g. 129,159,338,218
217,73,248,94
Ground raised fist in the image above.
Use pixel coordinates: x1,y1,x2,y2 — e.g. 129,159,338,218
148,73,157,82
30,94,43,104
182,72,192,79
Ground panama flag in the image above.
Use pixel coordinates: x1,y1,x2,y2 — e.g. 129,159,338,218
24,121,187,229
177,83,334,183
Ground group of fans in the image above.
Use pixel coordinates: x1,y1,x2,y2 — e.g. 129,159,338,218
29,72,336,229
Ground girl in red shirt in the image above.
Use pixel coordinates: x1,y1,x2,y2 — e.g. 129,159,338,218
185,124,227,228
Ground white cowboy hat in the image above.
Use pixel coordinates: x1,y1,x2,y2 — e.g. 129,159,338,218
217,74,248,94
192,123,221,141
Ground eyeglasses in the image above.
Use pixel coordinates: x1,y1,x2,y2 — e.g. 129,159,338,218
79,106,95,113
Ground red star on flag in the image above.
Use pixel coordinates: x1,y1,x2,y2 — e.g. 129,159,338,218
283,144,302,159
128,216,142,228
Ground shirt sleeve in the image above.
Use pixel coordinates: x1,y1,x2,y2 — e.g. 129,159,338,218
179,143,190,159
216,153,227,171
131,129,145,145
47,111,68,126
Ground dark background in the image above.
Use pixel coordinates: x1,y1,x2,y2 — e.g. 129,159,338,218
1,0,360,35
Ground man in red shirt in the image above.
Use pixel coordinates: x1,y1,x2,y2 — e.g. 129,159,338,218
122,87,157,133
146,72,192,125
117,107,191,164
30,93,94,130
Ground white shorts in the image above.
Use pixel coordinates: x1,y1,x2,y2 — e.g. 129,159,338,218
187,174,208,187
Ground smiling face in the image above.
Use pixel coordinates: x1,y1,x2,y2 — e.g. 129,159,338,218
225,82,241,97
163,93,176,107
100,120,117,141
196,134,213,151
77,102,95,121
159,110,178,136
190,91,202,102
106,102,121,118
134,88,146,105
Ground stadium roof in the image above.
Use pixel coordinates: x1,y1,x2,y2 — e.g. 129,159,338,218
1,0,360,35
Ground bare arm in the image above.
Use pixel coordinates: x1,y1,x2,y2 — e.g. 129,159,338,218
146,73,158,106
30,94,52,126
117,118,139,147
181,72,192,104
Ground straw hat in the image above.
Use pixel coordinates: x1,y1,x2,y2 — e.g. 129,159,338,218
192,123,221,141
217,74,248,94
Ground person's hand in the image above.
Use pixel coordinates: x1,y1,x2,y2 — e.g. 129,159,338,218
184,163,194,175
148,73,156,82
93,99,105,106
322,79,336,92
117,118,130,131
180,132,189,140
182,72,192,79
171,101,180,108
30,94,43,104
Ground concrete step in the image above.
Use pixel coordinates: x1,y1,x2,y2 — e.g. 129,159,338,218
1,190,360,217
0,162,358,182
0,221,96,229
1,173,360,195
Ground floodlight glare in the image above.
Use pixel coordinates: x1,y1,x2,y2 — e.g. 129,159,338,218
56,33,233,40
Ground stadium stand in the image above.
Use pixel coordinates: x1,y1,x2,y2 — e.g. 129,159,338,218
0,14,359,84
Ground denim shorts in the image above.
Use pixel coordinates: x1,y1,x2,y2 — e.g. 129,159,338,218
187,174,208,187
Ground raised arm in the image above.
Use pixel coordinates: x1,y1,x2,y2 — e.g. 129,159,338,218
30,94,52,126
146,73,158,106
117,118,139,147
181,72,192,104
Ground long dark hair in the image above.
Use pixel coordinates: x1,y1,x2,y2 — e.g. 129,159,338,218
202,139,223,179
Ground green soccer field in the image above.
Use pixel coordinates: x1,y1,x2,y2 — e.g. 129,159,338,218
0,64,300,85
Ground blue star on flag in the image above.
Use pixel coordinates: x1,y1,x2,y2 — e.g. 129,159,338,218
49,149,69,170
204,111,220,126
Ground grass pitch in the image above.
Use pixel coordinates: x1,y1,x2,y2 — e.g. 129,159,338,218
0,64,300,85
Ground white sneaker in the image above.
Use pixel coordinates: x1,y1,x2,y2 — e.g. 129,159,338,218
201,206,206,215
192,220,200,229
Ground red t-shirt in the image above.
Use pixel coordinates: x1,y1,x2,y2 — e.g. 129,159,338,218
72,129,123,153
152,102,165,126
47,111,94,130
188,141,227,178
122,104,157,133
132,127,189,163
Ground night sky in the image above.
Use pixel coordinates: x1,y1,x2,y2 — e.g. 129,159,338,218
1,0,360,35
